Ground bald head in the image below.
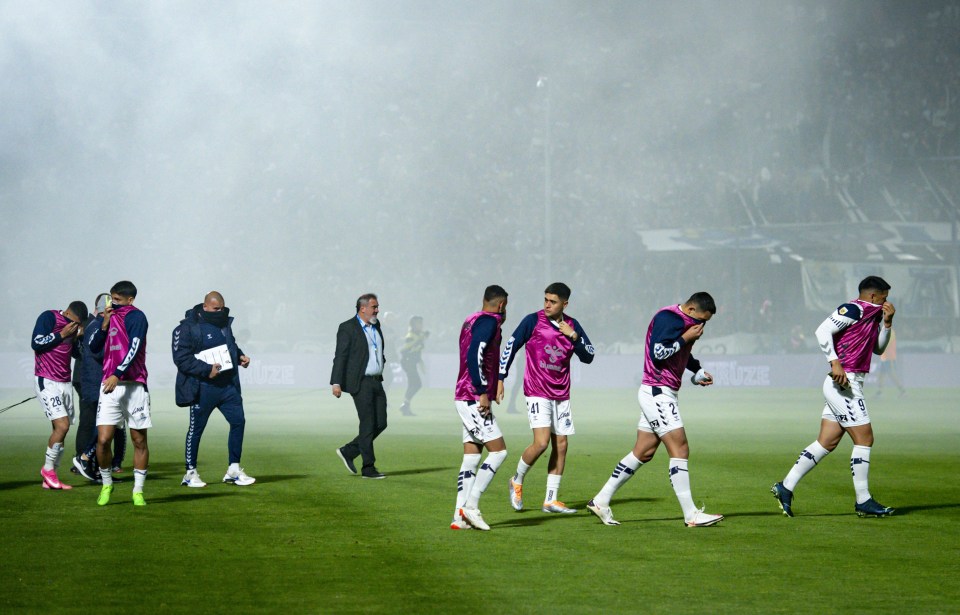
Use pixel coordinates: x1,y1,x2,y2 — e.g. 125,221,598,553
203,291,225,312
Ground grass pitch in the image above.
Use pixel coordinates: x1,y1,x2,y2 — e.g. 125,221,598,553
1,385,957,614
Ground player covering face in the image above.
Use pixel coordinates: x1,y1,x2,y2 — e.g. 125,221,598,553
772,276,896,518
586,292,724,528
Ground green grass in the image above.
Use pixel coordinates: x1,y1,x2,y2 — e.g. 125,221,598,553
1,386,958,614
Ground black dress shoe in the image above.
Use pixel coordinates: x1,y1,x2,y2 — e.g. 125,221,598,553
335,448,358,475
362,469,386,479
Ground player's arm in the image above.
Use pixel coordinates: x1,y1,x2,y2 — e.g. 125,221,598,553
467,315,499,395
110,311,148,380
816,303,860,388
873,302,895,355
570,321,596,364
815,303,860,363
498,313,536,380
468,316,501,412
648,312,688,365
86,316,107,354
172,323,215,378
31,312,62,353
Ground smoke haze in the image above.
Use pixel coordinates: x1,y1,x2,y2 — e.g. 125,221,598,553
3,1,957,355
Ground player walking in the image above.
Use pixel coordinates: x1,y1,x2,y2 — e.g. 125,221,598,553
499,282,594,514
451,285,510,531
587,292,723,527
32,300,88,490
87,281,152,506
772,276,896,518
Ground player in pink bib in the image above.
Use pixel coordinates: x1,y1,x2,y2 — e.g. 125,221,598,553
772,276,896,518
450,285,509,531
32,300,89,490
86,281,151,507
498,282,594,514
587,292,723,527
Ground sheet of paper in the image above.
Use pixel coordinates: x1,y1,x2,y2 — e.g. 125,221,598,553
195,344,234,371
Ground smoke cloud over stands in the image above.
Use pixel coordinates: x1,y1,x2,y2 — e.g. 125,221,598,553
2,1,957,353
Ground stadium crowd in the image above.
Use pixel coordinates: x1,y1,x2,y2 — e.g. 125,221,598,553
4,2,958,353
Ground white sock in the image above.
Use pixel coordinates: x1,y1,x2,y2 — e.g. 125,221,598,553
54,442,65,469
133,468,147,494
228,462,241,474
454,454,481,519
851,445,872,504
100,467,113,487
43,445,60,471
545,473,562,503
594,453,643,507
669,458,697,521
466,450,507,509
514,458,531,484
783,440,830,492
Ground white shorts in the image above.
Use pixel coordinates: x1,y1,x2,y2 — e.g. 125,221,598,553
637,384,685,437
525,397,575,436
35,377,74,423
97,382,152,430
821,373,871,428
456,400,504,444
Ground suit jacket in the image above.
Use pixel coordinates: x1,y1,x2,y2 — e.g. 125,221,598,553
330,316,386,396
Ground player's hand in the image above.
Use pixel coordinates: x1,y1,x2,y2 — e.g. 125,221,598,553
882,301,896,327
557,320,578,341
682,323,705,344
60,322,79,339
495,380,504,404
102,375,119,394
829,360,848,389
101,306,114,330
478,393,491,416
698,371,714,386
332,384,342,398
209,363,222,379
239,355,251,368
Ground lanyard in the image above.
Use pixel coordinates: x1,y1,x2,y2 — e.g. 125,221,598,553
359,317,381,369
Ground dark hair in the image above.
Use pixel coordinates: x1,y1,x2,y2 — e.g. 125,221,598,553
686,291,717,314
355,293,378,312
858,276,891,293
483,285,508,303
67,301,89,323
110,280,137,298
544,282,571,301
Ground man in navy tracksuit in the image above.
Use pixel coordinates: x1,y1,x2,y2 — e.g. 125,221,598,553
172,291,255,488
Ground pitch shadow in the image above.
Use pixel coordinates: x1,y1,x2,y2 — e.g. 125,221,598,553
136,491,236,505
0,480,47,491
247,473,309,484
378,466,449,477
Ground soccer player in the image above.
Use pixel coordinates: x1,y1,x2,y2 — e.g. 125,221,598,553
586,292,724,527
498,282,594,514
771,276,896,518
72,293,127,483
32,300,89,489
87,281,151,506
452,285,510,531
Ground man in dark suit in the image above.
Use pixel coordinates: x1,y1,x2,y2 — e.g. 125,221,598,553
331,293,388,479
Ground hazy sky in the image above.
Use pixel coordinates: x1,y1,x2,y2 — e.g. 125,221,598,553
1,1,941,352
